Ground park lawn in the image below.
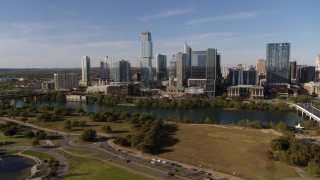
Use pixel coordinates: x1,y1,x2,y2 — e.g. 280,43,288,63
0,132,32,147
22,150,55,161
157,123,299,180
64,147,96,155
28,116,131,136
62,151,151,180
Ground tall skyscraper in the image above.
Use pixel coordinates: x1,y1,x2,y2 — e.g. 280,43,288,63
266,43,290,84
205,48,219,96
256,59,266,75
140,31,153,88
297,66,315,84
183,42,192,81
81,55,91,86
100,56,110,81
315,54,320,82
112,60,131,82
176,52,187,90
156,54,167,87
290,60,297,82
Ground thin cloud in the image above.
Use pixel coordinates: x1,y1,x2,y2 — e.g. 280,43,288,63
185,11,259,26
141,7,193,21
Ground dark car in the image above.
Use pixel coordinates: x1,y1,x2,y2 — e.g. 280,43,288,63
168,172,174,176
125,159,131,162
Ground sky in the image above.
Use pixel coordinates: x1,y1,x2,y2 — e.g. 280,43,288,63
0,0,319,68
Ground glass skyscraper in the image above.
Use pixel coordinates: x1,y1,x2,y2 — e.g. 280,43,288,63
156,54,167,87
140,31,153,88
266,43,290,84
100,56,110,81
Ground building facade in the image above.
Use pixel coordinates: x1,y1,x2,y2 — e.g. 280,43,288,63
100,56,110,81
140,31,153,88
256,59,266,75
266,43,290,84
290,60,297,83
54,73,78,90
183,42,192,81
156,54,167,87
227,85,264,99
228,69,257,86
112,60,131,82
81,55,91,85
297,66,315,84
176,52,187,91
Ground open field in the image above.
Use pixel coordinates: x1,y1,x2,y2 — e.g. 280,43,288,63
61,151,151,180
0,132,32,147
157,123,299,180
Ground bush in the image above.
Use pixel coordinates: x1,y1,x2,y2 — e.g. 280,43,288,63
35,130,47,140
3,126,17,136
114,137,130,147
80,129,96,141
101,125,112,133
24,130,35,138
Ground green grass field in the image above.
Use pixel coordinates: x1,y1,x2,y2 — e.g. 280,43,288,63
157,124,299,180
0,132,33,147
22,150,55,161
61,151,152,180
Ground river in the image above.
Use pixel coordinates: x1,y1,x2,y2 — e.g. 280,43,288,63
0,155,36,180
14,100,303,126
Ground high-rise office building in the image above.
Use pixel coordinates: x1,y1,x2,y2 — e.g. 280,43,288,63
205,48,219,96
290,60,297,82
176,52,187,90
191,51,207,79
183,42,192,81
315,55,320,82
228,69,257,86
140,31,153,88
112,60,131,82
266,43,290,84
100,56,110,81
256,59,266,75
54,73,78,90
81,55,91,85
297,66,315,84
156,54,167,87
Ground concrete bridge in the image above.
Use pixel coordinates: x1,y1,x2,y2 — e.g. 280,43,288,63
287,103,320,123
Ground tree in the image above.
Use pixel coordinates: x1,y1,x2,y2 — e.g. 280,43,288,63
35,130,47,140
24,130,35,138
3,126,17,136
101,125,112,133
275,121,288,132
64,120,72,131
32,139,40,146
80,129,96,141
72,120,79,127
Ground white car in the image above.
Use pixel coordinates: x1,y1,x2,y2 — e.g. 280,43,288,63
151,161,155,164
162,161,166,164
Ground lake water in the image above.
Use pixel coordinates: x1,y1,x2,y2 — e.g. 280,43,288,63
14,100,303,126
0,155,36,180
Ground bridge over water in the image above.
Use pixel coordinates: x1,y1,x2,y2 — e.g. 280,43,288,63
287,103,320,123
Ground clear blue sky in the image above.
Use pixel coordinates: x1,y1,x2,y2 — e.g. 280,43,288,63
0,0,319,68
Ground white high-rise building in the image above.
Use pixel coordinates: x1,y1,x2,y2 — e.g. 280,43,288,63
81,55,90,85
140,31,153,88
54,73,78,90
315,54,320,82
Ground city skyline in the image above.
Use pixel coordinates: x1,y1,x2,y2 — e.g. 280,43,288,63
0,0,319,68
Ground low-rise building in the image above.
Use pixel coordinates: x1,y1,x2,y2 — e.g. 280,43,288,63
304,82,320,96
42,81,55,90
185,87,204,94
227,85,264,99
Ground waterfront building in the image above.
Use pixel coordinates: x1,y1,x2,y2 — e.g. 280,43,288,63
304,82,320,96
227,85,264,99
228,69,257,86
156,54,167,87
140,31,153,88
176,52,187,91
297,66,315,84
112,60,131,82
256,59,266,75
266,43,290,84
100,56,110,81
191,51,207,78
54,73,78,90
42,81,54,90
81,55,91,86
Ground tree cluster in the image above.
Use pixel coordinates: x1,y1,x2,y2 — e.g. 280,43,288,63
80,129,97,141
267,136,320,175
